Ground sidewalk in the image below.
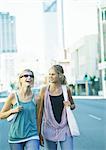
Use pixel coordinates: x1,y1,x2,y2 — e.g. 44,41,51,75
0,96,106,103
73,95,105,100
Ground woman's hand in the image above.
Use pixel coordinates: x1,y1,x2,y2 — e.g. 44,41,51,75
39,134,44,147
63,100,71,107
63,101,75,110
11,106,23,114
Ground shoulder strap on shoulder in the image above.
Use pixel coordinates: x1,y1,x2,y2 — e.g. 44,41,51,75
62,85,68,101
32,93,37,105
14,91,19,106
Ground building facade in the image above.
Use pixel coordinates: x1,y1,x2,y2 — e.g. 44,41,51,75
42,0,66,70
69,35,99,95
98,1,106,97
0,12,17,90
41,0,101,91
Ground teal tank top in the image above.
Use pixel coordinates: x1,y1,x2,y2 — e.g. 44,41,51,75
8,95,38,142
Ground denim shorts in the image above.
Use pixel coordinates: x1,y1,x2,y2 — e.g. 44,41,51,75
44,135,73,150
9,139,40,150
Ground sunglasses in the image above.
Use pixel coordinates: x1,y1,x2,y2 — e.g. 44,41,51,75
20,74,34,78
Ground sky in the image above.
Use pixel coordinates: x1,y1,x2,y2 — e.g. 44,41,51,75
0,0,46,73
0,0,99,74
64,0,98,49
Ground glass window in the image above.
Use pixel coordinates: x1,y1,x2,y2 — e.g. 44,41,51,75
102,8,106,21
43,0,57,12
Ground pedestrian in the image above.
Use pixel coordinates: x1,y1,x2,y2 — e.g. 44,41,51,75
37,65,75,150
0,69,40,150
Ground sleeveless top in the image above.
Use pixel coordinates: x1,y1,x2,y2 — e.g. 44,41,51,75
8,93,39,143
50,93,64,123
41,87,71,142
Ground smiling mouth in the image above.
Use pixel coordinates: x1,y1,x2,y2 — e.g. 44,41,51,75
26,80,31,83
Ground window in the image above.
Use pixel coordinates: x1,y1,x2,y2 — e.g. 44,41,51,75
102,9,106,21
43,0,57,12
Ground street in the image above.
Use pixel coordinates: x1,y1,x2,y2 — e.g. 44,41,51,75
0,98,106,150
73,98,106,150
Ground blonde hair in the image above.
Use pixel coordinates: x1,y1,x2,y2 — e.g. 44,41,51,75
18,69,34,88
51,65,67,85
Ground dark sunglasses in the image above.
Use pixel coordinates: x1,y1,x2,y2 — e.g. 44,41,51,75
20,74,34,78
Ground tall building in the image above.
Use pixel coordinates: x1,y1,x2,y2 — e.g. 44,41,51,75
0,12,17,90
98,1,106,97
42,0,66,71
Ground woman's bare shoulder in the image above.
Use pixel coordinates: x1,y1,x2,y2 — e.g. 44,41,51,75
6,92,16,103
40,85,47,93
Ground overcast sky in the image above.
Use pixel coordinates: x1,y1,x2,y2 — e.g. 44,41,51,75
0,0,98,73
0,1,44,54
0,0,98,50
64,0,98,48
0,0,46,73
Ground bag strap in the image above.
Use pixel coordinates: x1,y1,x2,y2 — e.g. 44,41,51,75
14,91,19,106
32,93,37,105
62,85,68,101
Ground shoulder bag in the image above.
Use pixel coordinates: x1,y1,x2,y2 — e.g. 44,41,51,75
62,85,80,136
7,92,19,123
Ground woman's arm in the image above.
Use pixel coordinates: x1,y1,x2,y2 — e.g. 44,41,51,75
0,93,23,119
67,86,75,110
37,86,45,132
0,93,15,119
36,86,46,145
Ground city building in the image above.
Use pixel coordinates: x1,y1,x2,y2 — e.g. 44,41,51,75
69,35,99,96
41,1,101,94
98,0,106,97
42,0,71,82
42,0,66,70
0,12,17,90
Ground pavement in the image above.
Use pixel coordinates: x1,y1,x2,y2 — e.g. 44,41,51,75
73,95,105,100
0,96,106,103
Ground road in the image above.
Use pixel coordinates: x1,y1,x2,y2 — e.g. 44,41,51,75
0,98,106,150
0,102,10,150
73,99,106,150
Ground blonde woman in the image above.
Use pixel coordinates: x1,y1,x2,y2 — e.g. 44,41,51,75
37,65,75,150
0,69,40,150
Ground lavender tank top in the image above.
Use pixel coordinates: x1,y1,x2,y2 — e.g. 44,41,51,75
41,87,71,141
